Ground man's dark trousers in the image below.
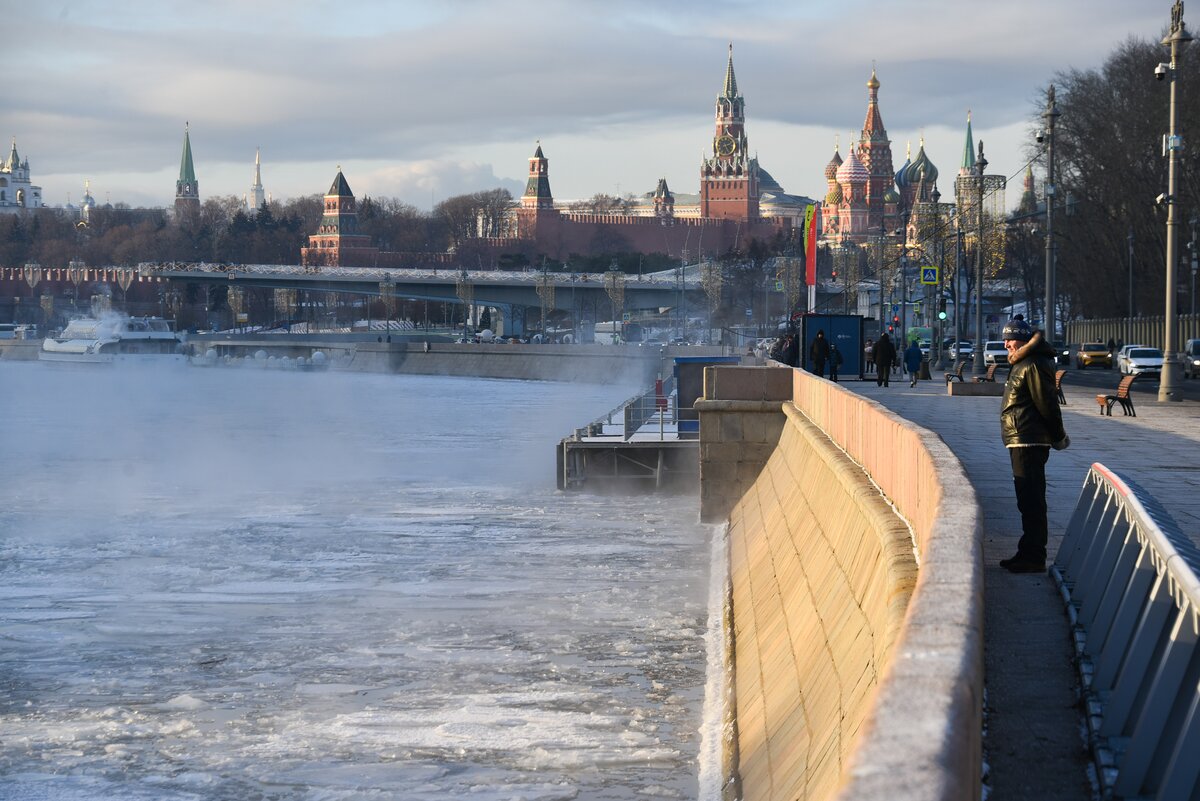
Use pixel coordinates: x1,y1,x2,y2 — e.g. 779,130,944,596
1010,446,1050,562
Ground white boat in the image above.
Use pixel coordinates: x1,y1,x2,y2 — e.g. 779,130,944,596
40,315,185,364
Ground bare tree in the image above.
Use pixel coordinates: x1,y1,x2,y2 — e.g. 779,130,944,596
1044,35,1200,319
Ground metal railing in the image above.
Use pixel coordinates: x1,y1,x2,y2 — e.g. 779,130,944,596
623,377,676,440
1051,462,1200,801
137,261,702,288
567,379,678,443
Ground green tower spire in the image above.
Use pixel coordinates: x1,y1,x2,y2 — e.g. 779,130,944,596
179,124,196,184
959,111,975,175
175,123,200,211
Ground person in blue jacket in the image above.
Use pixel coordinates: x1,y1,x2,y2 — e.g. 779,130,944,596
904,339,923,387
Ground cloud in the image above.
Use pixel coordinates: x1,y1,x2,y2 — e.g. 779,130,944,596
3,0,1171,212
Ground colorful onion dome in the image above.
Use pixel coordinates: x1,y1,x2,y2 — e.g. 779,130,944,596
883,187,901,204
824,149,843,181
825,183,843,205
836,148,869,185
902,140,939,185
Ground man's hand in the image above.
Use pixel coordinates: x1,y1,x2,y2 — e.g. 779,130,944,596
1053,435,1070,451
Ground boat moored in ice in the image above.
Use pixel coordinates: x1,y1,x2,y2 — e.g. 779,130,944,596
40,315,185,364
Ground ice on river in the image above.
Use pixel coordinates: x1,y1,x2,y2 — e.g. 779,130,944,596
0,363,716,801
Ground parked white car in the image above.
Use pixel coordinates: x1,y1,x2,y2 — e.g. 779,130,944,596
982,340,1009,366
949,341,974,361
1120,347,1164,376
1116,344,1149,374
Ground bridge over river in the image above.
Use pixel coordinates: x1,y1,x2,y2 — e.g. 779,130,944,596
138,262,709,335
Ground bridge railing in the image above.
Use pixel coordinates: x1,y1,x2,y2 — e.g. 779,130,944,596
137,261,701,288
1051,462,1200,801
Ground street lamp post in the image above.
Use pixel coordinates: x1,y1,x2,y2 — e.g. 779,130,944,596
1159,0,1191,402
1190,216,1198,316
954,225,964,357
973,142,988,377
930,186,950,369
1043,85,1060,340
899,205,911,348
1128,227,1136,348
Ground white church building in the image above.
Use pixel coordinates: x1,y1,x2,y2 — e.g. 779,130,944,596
0,139,42,212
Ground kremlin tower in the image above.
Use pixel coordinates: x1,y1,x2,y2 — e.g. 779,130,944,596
699,44,759,221
175,124,199,215
300,168,379,267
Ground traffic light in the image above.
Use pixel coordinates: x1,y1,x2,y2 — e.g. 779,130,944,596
888,325,894,332
893,315,900,324
831,268,838,279
938,311,948,320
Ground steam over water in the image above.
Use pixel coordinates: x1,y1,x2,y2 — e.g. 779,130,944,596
0,363,715,801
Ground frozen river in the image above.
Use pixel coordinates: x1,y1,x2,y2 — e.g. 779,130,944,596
0,363,719,801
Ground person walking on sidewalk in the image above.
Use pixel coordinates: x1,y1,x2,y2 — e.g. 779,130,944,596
871,333,896,387
809,329,830,377
904,339,923,388
998,318,1070,574
864,338,875,375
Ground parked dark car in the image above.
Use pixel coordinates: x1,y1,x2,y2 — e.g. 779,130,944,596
1182,338,1200,379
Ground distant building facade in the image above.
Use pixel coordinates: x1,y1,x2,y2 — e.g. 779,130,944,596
0,139,43,213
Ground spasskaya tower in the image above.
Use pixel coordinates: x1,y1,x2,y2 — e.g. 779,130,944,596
699,44,759,221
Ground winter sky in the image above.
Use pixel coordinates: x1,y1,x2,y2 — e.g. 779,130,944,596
6,0,1175,212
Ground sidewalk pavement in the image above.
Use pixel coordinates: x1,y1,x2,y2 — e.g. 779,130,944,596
847,369,1200,801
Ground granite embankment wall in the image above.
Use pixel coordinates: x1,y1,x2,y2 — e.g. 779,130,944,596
192,338,719,385
697,366,984,801
4,334,722,384
0,340,40,360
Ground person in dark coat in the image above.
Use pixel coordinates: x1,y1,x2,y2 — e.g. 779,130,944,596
871,333,897,387
829,343,843,382
782,332,799,367
904,339,923,387
997,318,1070,573
809,329,830,377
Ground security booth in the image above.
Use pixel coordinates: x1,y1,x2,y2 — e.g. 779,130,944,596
798,314,868,378
674,355,741,439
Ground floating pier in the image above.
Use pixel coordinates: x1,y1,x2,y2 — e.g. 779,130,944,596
556,378,699,492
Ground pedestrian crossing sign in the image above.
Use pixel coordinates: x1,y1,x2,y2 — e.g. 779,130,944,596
920,266,939,285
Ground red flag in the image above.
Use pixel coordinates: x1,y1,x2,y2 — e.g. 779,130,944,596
804,204,820,286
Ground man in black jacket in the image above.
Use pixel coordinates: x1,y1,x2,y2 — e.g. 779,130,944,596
809,329,830,377
871,333,896,387
998,319,1070,573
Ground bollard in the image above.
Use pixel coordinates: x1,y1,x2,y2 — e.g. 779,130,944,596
919,359,932,380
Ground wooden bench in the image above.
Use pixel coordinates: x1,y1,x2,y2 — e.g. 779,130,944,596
945,361,967,384
1055,369,1067,405
973,363,1002,383
1097,374,1138,416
